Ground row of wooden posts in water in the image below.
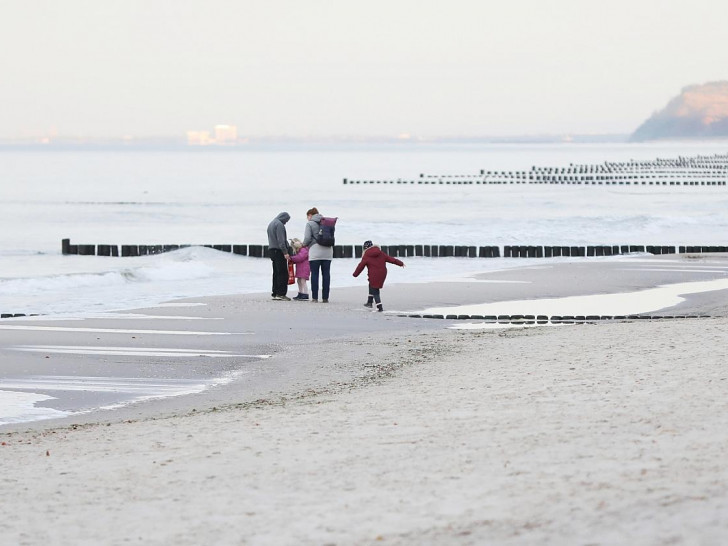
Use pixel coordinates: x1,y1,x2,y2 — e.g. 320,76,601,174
1,307,714,322
397,313,713,323
1,311,713,322
61,239,728,258
343,152,728,186
343,176,727,186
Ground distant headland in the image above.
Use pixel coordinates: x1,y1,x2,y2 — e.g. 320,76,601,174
631,81,728,142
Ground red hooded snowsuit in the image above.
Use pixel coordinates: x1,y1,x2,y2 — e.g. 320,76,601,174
352,246,403,289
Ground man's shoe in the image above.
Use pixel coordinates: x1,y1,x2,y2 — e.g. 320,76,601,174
279,295,291,301
272,295,281,300
311,299,318,303
322,299,329,303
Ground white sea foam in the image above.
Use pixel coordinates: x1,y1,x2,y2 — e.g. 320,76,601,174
0,245,529,316
0,270,128,294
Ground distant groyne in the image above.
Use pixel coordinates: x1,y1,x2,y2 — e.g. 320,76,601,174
343,152,728,186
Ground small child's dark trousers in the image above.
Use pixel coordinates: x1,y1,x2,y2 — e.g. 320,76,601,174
368,286,381,304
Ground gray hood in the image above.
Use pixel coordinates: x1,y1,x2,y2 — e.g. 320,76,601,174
267,212,291,252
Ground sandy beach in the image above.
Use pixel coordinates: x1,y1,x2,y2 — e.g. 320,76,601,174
2,255,728,545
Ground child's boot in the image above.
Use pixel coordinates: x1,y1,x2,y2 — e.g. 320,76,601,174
376,303,383,312
364,296,374,308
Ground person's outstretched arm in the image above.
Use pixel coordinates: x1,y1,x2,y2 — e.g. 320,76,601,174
385,255,405,267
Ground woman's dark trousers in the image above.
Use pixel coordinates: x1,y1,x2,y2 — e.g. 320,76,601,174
309,259,331,300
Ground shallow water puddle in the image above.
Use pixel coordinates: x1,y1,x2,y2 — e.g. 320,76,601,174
8,345,270,358
419,278,728,318
0,369,251,426
0,325,251,335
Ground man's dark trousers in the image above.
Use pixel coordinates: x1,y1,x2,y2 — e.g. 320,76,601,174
270,248,288,297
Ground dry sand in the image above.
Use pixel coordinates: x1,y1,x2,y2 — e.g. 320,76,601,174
3,318,728,545
2,255,728,545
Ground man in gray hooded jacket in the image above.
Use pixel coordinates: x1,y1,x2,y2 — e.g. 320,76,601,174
267,212,291,300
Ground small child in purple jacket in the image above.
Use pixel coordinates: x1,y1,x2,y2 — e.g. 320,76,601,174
289,238,310,300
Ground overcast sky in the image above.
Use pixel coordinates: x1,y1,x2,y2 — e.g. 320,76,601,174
2,0,727,139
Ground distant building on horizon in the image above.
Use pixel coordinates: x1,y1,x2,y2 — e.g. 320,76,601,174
214,124,238,144
186,130,213,146
186,124,239,146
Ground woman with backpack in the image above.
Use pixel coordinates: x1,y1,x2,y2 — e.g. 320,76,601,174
302,207,334,303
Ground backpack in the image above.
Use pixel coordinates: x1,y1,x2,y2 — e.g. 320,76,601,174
315,216,337,247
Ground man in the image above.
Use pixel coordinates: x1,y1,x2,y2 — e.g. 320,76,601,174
267,212,291,300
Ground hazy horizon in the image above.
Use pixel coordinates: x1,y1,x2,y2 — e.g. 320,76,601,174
2,0,727,140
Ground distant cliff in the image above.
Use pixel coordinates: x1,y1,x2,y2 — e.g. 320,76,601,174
631,82,728,142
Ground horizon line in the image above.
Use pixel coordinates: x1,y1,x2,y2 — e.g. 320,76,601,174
0,133,633,147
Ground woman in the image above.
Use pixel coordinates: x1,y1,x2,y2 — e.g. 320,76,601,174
302,207,333,302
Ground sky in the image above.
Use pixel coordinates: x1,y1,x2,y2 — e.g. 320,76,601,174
2,0,728,139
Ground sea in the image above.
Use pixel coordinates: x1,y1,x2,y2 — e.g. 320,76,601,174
2,140,727,425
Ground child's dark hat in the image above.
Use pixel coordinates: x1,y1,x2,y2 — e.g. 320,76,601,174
363,240,373,250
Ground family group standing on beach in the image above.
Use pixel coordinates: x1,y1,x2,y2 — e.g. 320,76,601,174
267,208,405,312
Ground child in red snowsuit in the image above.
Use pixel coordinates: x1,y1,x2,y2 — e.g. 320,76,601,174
352,240,405,312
